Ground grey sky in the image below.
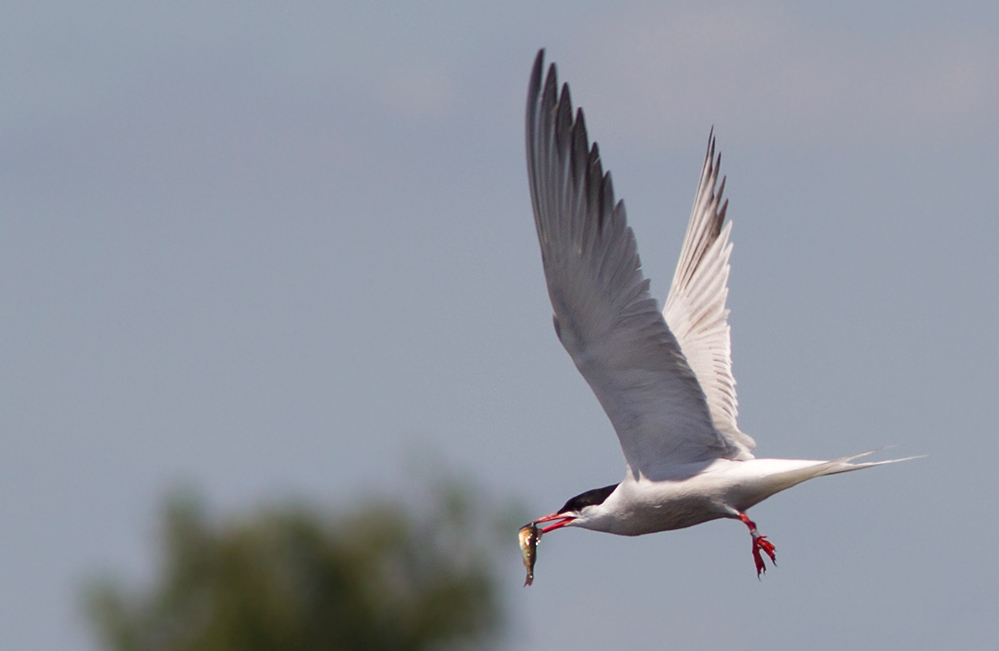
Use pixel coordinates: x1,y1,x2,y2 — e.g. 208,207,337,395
2,2,998,649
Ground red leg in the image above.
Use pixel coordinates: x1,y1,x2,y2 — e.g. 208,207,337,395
738,512,777,577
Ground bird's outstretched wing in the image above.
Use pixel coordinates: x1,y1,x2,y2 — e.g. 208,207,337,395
525,50,749,478
663,136,756,456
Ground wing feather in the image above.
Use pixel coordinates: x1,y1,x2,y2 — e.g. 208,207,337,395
664,135,755,456
526,51,748,477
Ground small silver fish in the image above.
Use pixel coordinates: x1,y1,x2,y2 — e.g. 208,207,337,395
518,522,541,586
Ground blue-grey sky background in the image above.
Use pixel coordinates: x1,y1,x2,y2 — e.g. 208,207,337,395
3,2,998,649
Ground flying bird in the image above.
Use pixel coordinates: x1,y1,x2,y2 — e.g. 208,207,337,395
523,49,914,578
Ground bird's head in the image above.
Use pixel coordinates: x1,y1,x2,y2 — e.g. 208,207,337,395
534,483,619,533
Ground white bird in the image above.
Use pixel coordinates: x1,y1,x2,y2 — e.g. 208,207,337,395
524,49,915,578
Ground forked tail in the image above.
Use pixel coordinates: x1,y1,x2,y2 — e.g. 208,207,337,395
812,449,924,478
751,450,922,502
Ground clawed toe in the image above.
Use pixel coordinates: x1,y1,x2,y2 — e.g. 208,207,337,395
738,512,777,577
752,533,777,576
756,534,776,562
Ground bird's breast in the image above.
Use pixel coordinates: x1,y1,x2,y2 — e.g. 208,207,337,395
589,480,731,535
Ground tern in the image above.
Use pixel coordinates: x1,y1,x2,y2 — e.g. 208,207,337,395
524,50,914,577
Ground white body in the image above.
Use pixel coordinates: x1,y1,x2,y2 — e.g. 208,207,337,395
581,457,872,535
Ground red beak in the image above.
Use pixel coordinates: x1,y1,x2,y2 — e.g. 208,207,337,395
535,511,576,534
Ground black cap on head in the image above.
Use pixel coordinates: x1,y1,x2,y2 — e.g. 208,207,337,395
557,483,618,514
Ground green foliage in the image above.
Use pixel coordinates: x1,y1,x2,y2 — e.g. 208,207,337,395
84,483,508,651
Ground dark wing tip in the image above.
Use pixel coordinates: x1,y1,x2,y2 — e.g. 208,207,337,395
526,49,630,263
704,128,717,172
526,50,556,131
528,49,545,102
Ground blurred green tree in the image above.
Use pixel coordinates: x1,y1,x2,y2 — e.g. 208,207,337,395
84,478,515,651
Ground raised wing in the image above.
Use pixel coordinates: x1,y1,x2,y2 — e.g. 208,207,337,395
525,50,747,477
663,136,756,457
